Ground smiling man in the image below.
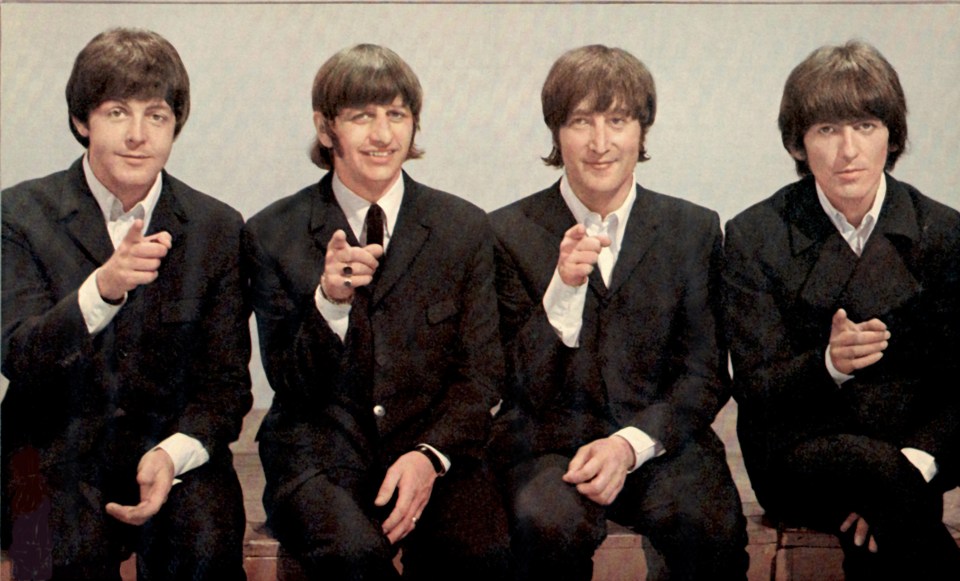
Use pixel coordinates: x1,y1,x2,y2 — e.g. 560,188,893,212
1,28,251,580
723,40,960,579
489,45,748,579
243,44,510,579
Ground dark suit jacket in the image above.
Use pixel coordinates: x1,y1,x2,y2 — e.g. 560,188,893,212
243,171,503,504
490,181,728,466
723,174,960,499
1,158,252,476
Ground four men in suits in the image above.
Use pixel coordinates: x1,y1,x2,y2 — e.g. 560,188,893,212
1,28,252,580
489,45,748,579
723,40,960,579
243,44,511,579
5,29,958,580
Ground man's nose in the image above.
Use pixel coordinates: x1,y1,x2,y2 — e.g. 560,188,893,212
589,120,608,152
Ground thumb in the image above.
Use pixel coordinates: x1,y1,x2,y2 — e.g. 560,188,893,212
365,243,385,259
374,471,400,507
597,233,612,248
328,229,349,250
832,308,849,331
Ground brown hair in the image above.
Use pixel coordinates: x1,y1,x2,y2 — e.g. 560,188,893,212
779,40,907,176
310,44,423,169
541,45,656,167
66,28,190,147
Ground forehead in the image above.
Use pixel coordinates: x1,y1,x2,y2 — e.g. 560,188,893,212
568,96,631,116
806,115,884,129
97,97,172,108
337,95,408,113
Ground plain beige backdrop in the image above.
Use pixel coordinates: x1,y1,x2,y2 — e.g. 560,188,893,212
3,1,958,407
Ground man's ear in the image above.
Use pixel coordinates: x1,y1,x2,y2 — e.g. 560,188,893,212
71,116,90,138
314,112,333,148
789,147,806,162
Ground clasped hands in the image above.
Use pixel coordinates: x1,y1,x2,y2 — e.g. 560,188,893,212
320,230,384,303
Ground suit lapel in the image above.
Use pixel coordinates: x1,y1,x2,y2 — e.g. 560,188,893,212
58,159,114,266
607,184,658,297
525,182,579,295
789,179,861,311
311,173,357,254
114,174,189,323
372,174,430,306
146,173,187,249
792,175,922,318
842,176,921,318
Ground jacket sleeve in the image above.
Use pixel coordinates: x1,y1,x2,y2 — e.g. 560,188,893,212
415,221,505,459
723,217,842,409
173,211,253,454
2,210,97,384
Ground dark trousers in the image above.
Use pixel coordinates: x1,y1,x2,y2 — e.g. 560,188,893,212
763,433,960,580
504,432,748,580
25,455,247,581
267,457,512,580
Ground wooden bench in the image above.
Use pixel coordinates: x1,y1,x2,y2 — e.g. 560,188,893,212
4,402,960,580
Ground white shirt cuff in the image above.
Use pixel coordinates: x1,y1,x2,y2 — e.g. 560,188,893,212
314,283,351,342
543,268,587,348
825,346,854,386
78,268,124,335
156,432,210,483
417,443,452,474
613,427,664,472
901,447,938,483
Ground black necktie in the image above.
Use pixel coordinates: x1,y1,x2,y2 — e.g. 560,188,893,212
365,204,384,247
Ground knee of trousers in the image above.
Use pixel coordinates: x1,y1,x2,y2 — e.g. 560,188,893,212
512,500,604,553
294,518,391,567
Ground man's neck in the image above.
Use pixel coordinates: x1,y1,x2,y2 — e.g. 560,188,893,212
575,184,632,219
820,183,880,229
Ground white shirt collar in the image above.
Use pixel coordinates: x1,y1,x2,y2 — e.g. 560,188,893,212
83,152,163,233
331,170,404,250
559,172,637,254
816,173,886,256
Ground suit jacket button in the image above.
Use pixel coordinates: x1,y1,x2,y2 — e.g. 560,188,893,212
373,405,386,418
